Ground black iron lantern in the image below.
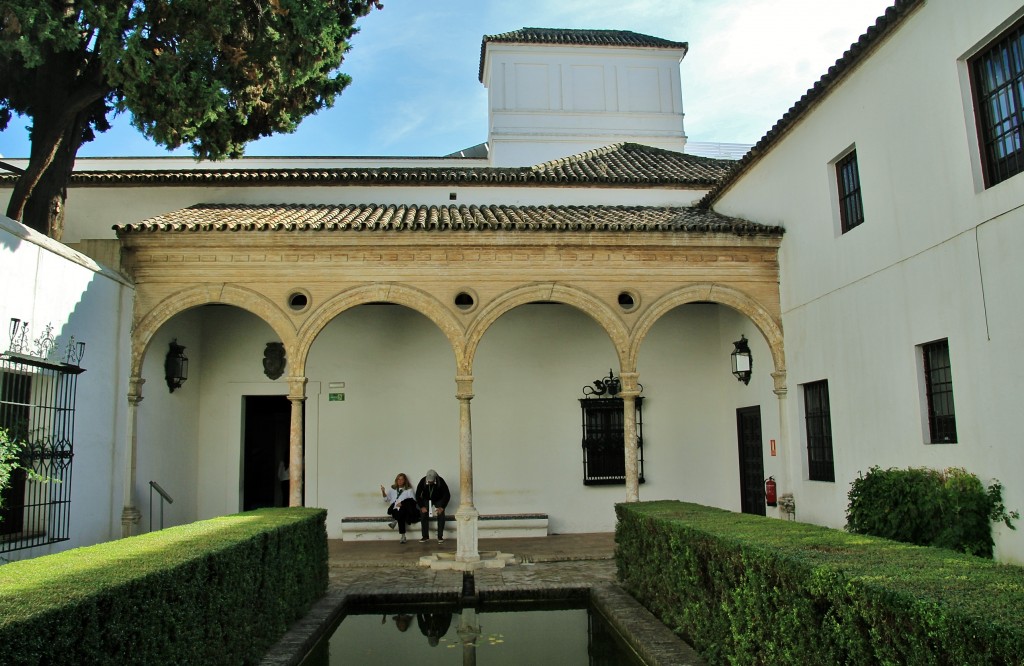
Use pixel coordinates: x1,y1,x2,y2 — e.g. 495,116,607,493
165,339,189,392
731,335,752,385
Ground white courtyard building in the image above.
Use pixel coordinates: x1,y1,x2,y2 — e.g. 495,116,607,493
2,0,1022,564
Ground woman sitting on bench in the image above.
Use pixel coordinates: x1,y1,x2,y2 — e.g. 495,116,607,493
381,473,418,544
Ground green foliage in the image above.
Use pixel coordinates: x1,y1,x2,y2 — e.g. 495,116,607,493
846,466,1018,558
0,428,61,521
0,0,382,234
616,501,1024,666
0,428,21,512
0,507,328,665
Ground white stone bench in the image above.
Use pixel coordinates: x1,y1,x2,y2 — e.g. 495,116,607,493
340,512,548,541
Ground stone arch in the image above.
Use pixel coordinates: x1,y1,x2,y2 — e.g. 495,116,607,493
628,283,785,378
131,283,297,379
463,283,629,374
291,283,464,376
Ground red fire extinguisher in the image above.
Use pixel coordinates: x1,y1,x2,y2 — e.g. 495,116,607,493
765,476,777,507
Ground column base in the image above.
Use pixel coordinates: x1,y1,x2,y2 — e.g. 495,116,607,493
120,506,142,538
455,505,479,562
419,551,516,570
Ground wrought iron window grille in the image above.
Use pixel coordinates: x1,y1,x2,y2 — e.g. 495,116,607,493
579,370,644,486
836,150,865,233
970,18,1024,188
803,380,835,483
922,339,957,444
1,318,85,553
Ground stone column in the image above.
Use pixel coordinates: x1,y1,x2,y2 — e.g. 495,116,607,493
454,375,480,563
619,372,641,502
287,376,308,507
121,376,144,537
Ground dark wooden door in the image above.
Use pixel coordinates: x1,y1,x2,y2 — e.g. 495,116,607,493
736,406,766,516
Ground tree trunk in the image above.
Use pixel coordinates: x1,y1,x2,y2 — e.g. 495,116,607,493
5,105,92,240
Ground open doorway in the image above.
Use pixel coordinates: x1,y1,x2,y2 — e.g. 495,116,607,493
242,395,299,510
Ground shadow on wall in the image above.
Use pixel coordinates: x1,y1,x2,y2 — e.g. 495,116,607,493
1,212,133,558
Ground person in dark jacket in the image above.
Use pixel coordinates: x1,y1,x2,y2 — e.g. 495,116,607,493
416,469,451,544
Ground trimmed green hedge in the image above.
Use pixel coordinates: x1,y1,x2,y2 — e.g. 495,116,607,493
0,507,328,665
616,501,1024,666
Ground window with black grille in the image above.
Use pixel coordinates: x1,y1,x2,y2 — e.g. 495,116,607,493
1,354,83,553
803,380,835,482
922,339,957,444
836,150,864,233
970,17,1024,188
579,395,643,486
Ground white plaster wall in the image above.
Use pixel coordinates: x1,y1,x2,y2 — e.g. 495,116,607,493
34,184,706,244
483,44,687,166
713,0,1024,561
307,306,459,538
135,308,204,529
0,215,132,560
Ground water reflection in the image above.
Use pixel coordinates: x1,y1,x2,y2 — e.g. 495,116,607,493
418,609,454,647
300,601,641,665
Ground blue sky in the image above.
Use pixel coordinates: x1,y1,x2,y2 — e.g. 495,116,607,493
0,0,893,159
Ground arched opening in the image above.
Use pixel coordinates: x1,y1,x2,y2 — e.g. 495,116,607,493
472,302,621,533
635,302,780,515
304,303,458,539
137,304,288,528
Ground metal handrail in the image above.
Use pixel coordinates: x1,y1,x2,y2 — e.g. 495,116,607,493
149,481,174,532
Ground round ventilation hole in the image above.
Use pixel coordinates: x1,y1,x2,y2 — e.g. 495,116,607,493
288,291,310,312
454,291,476,311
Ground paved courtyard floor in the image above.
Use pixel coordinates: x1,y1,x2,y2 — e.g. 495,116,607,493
260,533,707,665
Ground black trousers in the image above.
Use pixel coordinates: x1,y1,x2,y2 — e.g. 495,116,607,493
421,509,446,539
388,498,419,534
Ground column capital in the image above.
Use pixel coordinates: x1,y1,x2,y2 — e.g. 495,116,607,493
455,374,474,400
772,370,788,397
619,371,640,397
287,375,308,401
128,376,145,404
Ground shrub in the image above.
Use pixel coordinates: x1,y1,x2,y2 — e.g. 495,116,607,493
0,507,327,665
846,466,1018,558
0,428,20,513
616,501,1024,666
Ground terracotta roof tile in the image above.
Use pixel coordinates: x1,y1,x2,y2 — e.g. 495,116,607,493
532,143,734,185
1,144,731,189
114,203,783,236
479,28,688,82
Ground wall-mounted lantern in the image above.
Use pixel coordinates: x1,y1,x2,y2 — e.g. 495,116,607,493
731,335,752,385
165,339,189,393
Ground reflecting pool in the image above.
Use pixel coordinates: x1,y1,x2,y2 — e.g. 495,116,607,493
300,600,643,665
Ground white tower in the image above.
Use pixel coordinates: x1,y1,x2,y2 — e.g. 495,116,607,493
479,28,689,166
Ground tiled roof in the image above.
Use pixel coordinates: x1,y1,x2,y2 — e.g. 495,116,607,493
532,143,733,185
480,28,687,81
114,203,784,236
700,0,923,208
1,143,732,189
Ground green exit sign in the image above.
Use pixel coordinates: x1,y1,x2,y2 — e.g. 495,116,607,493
329,392,345,401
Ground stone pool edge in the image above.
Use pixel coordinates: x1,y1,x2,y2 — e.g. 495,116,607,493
259,582,706,666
